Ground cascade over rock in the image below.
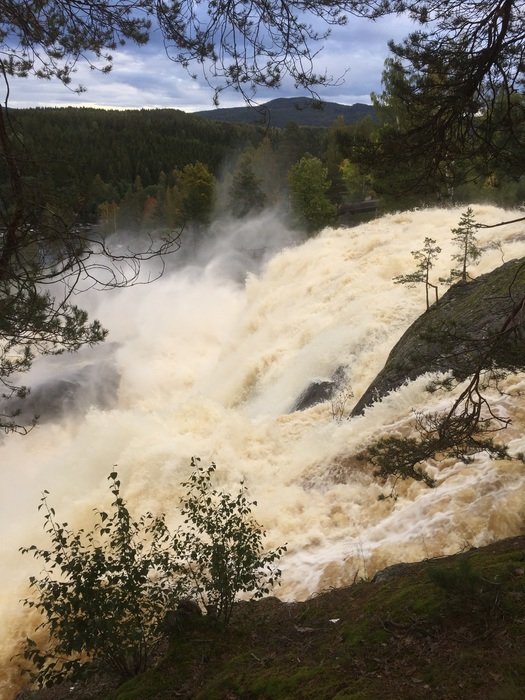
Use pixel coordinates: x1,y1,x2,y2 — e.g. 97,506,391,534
292,366,347,411
352,257,525,415
3,206,525,699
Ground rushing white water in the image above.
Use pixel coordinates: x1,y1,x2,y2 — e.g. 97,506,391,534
1,205,525,696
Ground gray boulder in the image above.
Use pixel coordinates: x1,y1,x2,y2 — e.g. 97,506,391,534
352,257,525,415
292,366,347,411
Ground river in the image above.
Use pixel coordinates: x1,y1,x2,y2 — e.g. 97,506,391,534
1,204,524,697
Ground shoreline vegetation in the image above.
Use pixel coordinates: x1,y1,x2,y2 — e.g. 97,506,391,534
18,535,525,700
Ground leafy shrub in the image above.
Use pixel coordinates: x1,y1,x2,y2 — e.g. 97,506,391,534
20,472,181,686
20,460,285,687
173,457,286,624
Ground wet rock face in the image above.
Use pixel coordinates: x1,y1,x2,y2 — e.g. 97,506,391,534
292,366,347,411
293,379,336,412
352,257,525,416
0,344,120,425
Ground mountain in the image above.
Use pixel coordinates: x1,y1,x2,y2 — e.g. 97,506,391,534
194,96,376,128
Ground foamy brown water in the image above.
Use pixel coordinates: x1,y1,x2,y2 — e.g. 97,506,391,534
1,205,524,697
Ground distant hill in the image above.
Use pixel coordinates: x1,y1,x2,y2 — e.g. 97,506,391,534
194,96,376,128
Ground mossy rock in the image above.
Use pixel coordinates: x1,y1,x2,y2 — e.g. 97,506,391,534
353,257,525,414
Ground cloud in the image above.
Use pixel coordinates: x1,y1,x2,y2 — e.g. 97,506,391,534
8,12,415,111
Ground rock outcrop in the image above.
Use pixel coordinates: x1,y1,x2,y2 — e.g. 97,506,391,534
292,366,347,411
352,257,525,415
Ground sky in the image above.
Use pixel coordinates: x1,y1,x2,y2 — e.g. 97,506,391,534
9,11,415,113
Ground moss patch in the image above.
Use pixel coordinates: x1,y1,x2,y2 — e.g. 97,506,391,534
19,536,525,700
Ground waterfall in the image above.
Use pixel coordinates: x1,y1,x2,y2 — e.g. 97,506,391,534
1,205,524,697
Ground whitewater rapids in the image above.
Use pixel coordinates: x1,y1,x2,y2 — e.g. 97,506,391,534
1,205,524,696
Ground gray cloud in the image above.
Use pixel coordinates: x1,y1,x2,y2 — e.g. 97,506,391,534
9,13,414,111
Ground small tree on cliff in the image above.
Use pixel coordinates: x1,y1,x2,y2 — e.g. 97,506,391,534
393,237,442,309
443,207,482,283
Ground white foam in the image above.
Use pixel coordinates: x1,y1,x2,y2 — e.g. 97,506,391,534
2,204,524,696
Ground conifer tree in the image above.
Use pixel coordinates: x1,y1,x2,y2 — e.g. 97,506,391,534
446,207,482,283
288,155,337,233
393,237,442,309
173,162,216,227
229,152,266,218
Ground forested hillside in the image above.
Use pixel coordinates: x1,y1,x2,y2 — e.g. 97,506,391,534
14,107,263,197
8,99,525,243
11,106,326,231
194,96,376,127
